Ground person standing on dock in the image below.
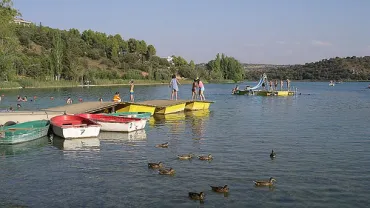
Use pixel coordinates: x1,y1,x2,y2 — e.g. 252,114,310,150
274,80,278,90
192,79,198,100
269,80,273,91
129,80,135,102
169,74,180,100
286,79,291,91
280,80,284,90
197,78,205,101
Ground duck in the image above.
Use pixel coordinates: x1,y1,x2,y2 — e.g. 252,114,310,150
155,142,169,148
158,168,175,175
270,149,276,158
188,192,205,200
210,185,229,193
148,162,163,169
177,154,194,160
253,177,276,186
198,154,213,161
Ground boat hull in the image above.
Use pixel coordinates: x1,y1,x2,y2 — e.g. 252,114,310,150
77,113,146,132
52,125,101,139
108,112,151,120
97,119,146,132
232,90,251,95
50,115,101,139
0,120,50,145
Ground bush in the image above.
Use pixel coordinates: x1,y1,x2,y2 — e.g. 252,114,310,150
123,69,144,80
87,48,101,60
100,58,115,67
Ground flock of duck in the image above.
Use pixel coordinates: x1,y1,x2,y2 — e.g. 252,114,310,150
148,141,278,202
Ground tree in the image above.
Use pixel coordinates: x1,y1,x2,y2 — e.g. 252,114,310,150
0,0,20,81
50,31,63,80
146,44,156,60
189,60,195,70
128,38,137,53
172,56,188,66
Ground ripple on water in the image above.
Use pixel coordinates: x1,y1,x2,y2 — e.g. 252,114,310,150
0,83,370,207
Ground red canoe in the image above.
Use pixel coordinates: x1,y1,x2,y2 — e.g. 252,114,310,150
76,114,147,132
50,115,101,139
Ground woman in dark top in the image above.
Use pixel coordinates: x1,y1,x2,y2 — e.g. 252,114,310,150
192,79,198,100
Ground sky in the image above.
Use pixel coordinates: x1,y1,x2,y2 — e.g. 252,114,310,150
13,0,370,65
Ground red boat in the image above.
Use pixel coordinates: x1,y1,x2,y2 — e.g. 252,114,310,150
50,115,101,139
76,114,147,132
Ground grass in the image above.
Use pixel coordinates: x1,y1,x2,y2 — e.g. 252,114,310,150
0,81,22,89
18,79,79,88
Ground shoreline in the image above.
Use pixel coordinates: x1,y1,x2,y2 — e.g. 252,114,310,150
1,79,368,90
0,80,196,90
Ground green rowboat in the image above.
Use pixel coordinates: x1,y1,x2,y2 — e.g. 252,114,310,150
232,90,252,95
107,112,151,120
0,120,50,145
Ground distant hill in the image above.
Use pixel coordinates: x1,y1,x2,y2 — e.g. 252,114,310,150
244,56,370,81
242,64,290,70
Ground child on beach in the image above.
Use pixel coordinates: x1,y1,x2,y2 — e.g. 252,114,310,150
169,74,181,100
129,80,135,102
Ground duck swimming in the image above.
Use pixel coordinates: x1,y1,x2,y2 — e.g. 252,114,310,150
198,154,213,161
177,154,194,160
148,162,163,169
188,192,205,200
155,142,169,148
254,177,276,186
210,185,229,193
270,150,276,158
158,168,175,175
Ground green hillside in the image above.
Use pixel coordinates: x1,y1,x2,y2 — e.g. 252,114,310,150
245,57,370,81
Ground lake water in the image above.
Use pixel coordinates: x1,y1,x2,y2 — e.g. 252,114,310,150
0,82,369,208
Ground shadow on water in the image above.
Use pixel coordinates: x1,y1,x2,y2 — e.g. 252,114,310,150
0,136,49,156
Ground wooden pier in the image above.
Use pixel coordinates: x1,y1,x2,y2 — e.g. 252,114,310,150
43,102,117,114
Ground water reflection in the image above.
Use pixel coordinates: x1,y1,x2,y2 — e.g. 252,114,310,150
99,129,147,144
51,136,100,151
185,110,210,140
152,113,186,134
0,136,49,156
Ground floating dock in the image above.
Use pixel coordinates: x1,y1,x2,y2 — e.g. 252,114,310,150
254,90,295,96
115,99,213,115
43,99,214,116
233,90,295,96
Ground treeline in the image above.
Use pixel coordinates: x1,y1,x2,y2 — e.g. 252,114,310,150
0,0,246,85
246,56,370,81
